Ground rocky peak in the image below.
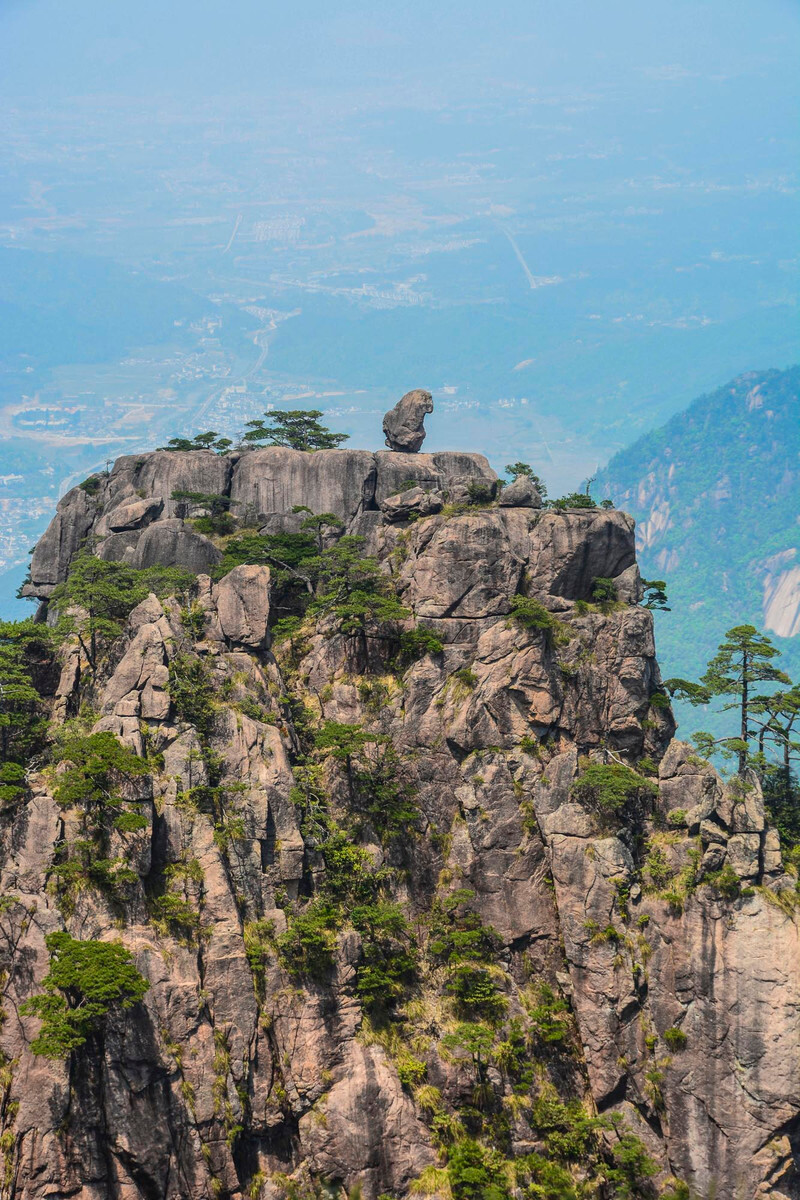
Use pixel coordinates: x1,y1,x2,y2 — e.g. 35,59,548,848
3,439,799,1200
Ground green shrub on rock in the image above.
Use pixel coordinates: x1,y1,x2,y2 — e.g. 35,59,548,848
571,763,658,823
22,932,149,1058
53,731,149,830
508,595,562,636
277,899,339,981
447,1138,510,1200
447,962,508,1022
663,1026,687,1051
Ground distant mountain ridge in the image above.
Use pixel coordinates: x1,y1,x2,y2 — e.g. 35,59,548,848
598,365,800,691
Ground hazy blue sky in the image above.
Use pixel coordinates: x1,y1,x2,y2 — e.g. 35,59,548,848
2,0,798,103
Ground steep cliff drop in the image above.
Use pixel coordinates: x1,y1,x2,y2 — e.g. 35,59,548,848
1,440,798,1200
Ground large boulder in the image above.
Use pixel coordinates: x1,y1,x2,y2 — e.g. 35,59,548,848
212,565,271,647
26,447,502,598
374,450,497,505
24,486,96,597
106,498,164,532
382,388,433,452
525,509,637,601
104,450,233,519
499,474,542,508
380,486,443,523
129,519,222,574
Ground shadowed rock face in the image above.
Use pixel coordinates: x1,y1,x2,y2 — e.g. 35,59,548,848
382,388,434,452
4,447,799,1200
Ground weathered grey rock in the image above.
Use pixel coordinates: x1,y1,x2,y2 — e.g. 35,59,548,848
498,474,542,508
658,740,723,831
727,832,761,878
763,827,783,874
258,511,307,536
347,510,384,555
396,510,524,620
231,447,377,525
107,449,233,517
4,445,798,1200
373,449,497,505
300,1043,435,1194
129,518,222,573
647,891,800,1198
730,781,766,833
382,387,433,452
380,485,443,523
701,842,727,872
526,509,637,601
95,530,141,563
26,447,501,599
614,562,644,604
24,485,96,596
212,564,271,647
106,497,163,532
700,818,728,845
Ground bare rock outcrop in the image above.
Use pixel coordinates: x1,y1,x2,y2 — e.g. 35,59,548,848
382,388,433,452
380,485,444,523
212,563,271,647
23,446,498,598
499,473,542,508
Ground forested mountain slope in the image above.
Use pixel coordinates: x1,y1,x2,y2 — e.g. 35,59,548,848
597,366,800,696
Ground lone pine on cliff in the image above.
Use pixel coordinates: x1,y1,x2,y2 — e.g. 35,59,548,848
1,397,799,1200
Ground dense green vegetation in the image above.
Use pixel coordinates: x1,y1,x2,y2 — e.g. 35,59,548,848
0,618,53,768
22,932,149,1058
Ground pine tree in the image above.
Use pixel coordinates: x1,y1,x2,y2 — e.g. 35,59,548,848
667,624,790,775
641,579,670,611
0,619,52,766
702,626,790,775
753,682,800,790
50,549,193,674
158,431,232,452
505,461,547,498
242,409,349,451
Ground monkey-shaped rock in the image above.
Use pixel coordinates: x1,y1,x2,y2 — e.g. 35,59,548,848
382,388,433,452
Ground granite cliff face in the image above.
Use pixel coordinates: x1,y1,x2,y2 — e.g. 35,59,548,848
2,446,799,1200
